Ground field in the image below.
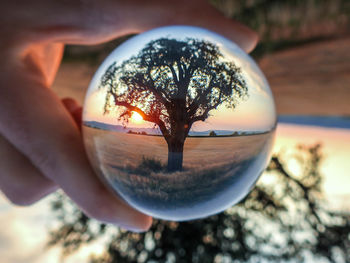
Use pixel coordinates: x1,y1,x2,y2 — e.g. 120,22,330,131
83,126,274,219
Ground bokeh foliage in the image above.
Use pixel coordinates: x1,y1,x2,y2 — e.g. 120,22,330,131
63,0,350,63
211,0,350,57
47,144,350,263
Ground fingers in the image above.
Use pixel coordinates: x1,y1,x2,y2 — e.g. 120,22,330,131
62,97,83,130
0,61,152,231
69,0,258,52
4,0,257,53
0,132,58,206
121,0,259,52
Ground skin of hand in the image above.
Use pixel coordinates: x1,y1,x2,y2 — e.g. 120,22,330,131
0,0,257,232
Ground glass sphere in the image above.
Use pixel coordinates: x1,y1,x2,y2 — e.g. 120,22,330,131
83,25,276,221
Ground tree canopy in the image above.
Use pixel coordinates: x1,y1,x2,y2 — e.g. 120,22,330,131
99,37,248,171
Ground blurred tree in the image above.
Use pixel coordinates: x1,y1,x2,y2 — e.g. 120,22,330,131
99,38,248,171
47,144,350,263
210,0,350,58
232,131,239,136
209,131,217,137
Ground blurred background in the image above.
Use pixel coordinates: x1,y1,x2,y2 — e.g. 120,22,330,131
0,0,349,262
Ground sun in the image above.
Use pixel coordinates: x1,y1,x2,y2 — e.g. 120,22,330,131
130,111,143,123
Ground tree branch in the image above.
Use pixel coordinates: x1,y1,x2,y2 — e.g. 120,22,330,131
167,64,179,85
145,67,172,108
271,157,323,224
176,59,184,82
187,74,214,116
176,60,194,100
189,90,224,125
113,99,170,139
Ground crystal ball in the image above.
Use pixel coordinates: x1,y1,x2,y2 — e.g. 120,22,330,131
83,26,276,221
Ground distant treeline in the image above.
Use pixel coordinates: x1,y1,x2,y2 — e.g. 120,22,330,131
126,129,269,137
127,130,147,135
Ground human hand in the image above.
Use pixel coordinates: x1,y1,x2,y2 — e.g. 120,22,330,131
0,0,257,231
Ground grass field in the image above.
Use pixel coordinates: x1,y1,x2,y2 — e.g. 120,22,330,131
83,126,274,219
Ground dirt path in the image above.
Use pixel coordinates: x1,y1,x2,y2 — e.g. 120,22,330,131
52,37,350,116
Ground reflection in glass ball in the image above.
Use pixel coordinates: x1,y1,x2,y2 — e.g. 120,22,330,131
83,26,276,221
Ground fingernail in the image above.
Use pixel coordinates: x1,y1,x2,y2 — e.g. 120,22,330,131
117,223,150,233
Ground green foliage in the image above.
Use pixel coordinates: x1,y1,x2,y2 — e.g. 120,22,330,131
47,144,350,263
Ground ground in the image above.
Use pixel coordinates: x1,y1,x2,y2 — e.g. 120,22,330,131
83,126,274,219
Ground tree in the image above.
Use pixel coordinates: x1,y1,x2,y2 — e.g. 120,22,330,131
47,144,350,263
232,131,239,136
209,130,217,136
99,38,248,172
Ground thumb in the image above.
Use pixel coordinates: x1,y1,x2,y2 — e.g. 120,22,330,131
62,98,83,131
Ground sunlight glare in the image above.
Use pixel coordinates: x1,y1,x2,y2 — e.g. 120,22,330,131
131,111,143,123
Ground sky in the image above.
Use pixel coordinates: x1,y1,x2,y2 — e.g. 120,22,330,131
83,26,276,132
274,124,350,209
1,122,350,262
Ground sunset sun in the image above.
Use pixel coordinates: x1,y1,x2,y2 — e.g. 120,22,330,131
131,111,143,123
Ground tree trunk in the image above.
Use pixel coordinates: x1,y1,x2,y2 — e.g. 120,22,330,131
165,98,190,172
167,140,185,172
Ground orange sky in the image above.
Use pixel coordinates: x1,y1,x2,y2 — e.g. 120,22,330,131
84,86,276,132
274,124,350,207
